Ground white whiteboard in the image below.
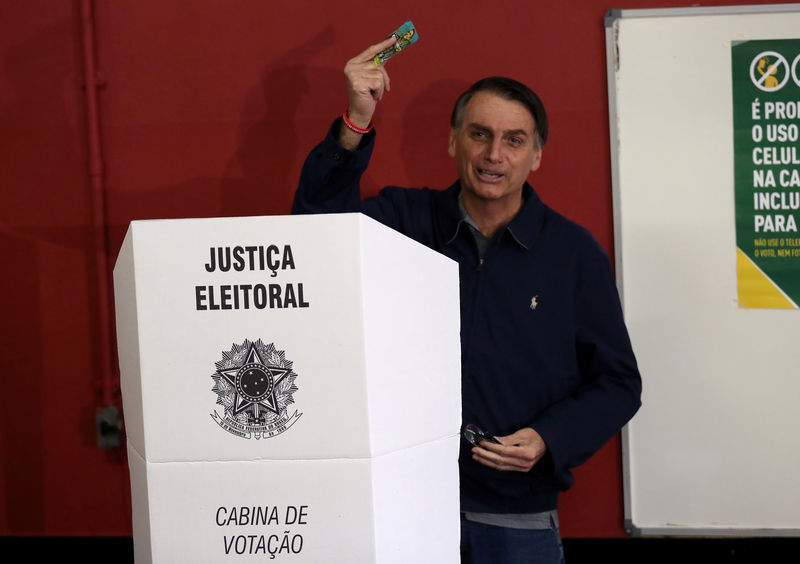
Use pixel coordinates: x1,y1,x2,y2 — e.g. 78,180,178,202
606,4,800,536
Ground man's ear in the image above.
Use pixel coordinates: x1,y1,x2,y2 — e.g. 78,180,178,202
448,130,456,158
530,148,543,172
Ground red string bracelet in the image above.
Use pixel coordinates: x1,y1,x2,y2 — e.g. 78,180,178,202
342,110,373,135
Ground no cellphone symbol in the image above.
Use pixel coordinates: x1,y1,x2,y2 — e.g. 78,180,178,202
749,51,790,92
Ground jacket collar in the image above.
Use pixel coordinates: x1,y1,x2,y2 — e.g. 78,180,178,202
436,181,546,250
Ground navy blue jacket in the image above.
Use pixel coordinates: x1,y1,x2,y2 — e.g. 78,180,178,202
294,121,641,513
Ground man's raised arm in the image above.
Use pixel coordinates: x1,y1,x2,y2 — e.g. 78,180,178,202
292,37,396,215
338,37,395,150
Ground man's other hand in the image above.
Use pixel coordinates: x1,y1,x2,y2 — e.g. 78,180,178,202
471,427,547,472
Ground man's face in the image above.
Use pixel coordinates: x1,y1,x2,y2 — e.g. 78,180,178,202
448,91,542,205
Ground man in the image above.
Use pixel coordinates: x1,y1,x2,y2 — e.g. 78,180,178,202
293,38,641,564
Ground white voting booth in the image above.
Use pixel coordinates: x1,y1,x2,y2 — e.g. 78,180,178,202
113,213,461,563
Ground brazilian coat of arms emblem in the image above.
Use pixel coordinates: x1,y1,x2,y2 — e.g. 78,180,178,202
211,339,302,439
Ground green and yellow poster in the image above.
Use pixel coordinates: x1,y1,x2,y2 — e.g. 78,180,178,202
732,39,800,308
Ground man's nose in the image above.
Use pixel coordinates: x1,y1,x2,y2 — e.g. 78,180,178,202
484,138,503,162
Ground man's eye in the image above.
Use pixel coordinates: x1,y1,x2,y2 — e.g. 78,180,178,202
508,137,522,145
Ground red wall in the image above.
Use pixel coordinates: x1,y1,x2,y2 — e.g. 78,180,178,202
1,0,791,537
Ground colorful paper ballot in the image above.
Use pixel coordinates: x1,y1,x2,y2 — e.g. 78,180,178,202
374,20,419,65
